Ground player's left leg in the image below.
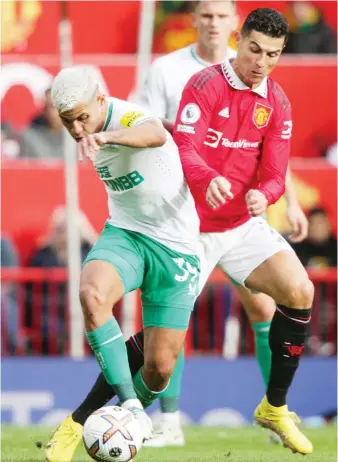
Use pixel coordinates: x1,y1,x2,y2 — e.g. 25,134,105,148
132,232,200,443
220,217,314,455
143,350,185,448
142,232,219,448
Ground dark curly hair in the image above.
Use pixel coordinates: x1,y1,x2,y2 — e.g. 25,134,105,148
241,8,289,39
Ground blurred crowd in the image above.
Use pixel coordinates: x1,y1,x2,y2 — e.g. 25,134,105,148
153,0,336,54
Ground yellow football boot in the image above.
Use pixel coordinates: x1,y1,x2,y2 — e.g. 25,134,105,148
254,396,313,455
45,414,83,462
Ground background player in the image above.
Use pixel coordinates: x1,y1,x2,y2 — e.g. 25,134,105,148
46,66,201,460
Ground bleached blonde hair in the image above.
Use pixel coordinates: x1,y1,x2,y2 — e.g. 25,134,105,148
51,66,98,113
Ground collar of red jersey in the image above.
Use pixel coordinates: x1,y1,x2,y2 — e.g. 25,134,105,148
221,58,268,98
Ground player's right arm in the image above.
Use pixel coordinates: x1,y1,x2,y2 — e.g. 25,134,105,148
173,75,233,208
78,100,167,160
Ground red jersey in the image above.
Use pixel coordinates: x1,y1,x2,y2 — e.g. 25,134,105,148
173,58,292,233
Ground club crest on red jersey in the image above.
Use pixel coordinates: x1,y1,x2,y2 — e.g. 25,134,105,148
253,103,273,129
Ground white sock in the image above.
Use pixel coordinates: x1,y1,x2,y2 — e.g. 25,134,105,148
121,398,143,410
161,411,180,427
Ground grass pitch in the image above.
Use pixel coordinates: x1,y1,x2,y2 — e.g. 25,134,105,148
1,425,336,461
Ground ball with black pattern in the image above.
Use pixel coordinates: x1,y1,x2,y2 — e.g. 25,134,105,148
109,447,123,458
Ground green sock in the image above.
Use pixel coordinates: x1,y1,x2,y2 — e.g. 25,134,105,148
133,368,167,409
86,317,136,403
252,321,272,388
160,349,184,413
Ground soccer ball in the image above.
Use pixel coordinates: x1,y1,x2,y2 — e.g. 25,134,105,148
83,406,143,461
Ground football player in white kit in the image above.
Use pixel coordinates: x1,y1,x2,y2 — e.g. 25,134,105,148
45,66,202,461
131,0,308,447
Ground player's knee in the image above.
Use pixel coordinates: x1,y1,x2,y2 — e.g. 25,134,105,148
285,278,314,309
79,283,108,316
144,357,175,385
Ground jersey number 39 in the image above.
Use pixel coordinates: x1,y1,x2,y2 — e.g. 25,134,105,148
173,257,199,296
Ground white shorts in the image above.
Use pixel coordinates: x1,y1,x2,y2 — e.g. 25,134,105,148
198,217,294,293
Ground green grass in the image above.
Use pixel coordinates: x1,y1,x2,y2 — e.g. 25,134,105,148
1,425,336,462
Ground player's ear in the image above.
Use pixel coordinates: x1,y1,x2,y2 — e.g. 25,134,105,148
97,93,105,105
282,35,288,50
232,14,239,31
192,12,197,28
235,31,241,46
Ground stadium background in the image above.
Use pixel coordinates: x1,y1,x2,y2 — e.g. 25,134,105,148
1,0,337,433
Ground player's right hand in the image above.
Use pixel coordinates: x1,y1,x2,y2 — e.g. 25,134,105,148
206,176,233,209
78,133,106,161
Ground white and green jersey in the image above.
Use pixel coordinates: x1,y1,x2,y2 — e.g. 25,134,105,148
94,97,200,255
131,44,237,122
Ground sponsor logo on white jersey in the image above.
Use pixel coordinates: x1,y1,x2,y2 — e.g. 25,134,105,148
218,107,229,118
180,103,201,124
204,128,260,149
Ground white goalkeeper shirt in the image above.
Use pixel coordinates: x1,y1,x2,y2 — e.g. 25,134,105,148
131,43,237,122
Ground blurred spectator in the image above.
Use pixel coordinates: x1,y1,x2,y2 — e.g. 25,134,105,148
1,122,21,159
25,207,98,354
292,207,337,268
284,1,337,54
153,1,198,53
326,142,337,167
20,88,64,159
1,235,22,353
30,206,97,267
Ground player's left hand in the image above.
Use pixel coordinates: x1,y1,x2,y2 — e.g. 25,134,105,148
78,133,107,161
245,189,268,217
286,203,308,243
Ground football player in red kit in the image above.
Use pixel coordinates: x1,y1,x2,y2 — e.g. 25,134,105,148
174,8,313,455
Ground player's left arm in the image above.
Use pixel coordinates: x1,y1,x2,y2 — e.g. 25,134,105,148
246,102,292,217
284,165,309,243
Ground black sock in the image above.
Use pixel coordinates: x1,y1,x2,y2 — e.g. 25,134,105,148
267,304,311,407
72,330,145,425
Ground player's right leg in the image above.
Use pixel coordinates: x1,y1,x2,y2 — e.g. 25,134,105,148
44,332,146,462
219,218,313,454
45,224,152,462
235,287,284,445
